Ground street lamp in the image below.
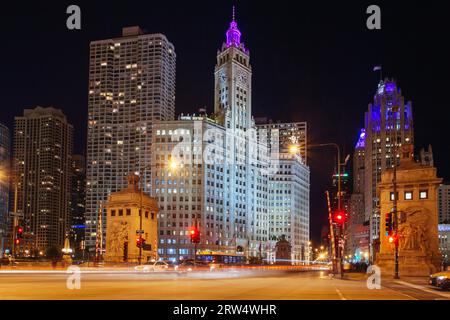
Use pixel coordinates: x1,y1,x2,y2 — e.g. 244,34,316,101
289,144,300,155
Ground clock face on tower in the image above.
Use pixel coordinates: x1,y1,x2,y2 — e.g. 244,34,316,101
219,71,227,84
237,71,248,86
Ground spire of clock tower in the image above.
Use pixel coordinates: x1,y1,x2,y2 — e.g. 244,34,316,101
226,6,242,48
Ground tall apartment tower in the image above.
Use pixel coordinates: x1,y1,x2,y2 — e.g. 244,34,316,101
86,27,176,250
13,107,73,253
438,184,450,224
363,79,414,252
0,123,10,256
70,155,86,254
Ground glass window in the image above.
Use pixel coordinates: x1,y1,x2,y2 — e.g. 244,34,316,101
390,192,398,201
420,190,428,199
404,192,413,201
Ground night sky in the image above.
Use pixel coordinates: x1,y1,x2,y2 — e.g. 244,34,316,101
1,1,449,244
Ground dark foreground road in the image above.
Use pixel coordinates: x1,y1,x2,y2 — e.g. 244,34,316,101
0,270,449,300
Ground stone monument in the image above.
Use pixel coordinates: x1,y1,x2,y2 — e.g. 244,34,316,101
376,145,442,276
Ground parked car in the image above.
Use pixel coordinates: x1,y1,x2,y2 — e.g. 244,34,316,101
429,271,450,290
134,261,169,272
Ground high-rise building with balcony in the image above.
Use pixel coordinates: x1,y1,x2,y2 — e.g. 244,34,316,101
13,107,73,254
363,79,414,255
85,26,176,251
0,123,10,256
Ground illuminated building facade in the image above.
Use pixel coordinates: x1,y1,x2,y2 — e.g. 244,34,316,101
151,12,277,262
267,153,310,263
438,224,450,266
0,123,9,256
151,114,270,261
438,184,450,224
85,26,176,251
13,107,73,254
256,120,307,164
69,155,86,256
363,79,414,254
347,129,370,261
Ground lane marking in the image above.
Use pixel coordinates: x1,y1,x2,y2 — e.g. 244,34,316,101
335,288,347,300
395,281,450,299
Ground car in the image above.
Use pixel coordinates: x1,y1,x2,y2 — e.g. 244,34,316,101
174,260,212,272
429,271,450,290
134,261,169,272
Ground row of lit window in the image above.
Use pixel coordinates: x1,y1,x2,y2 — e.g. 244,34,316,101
390,190,428,201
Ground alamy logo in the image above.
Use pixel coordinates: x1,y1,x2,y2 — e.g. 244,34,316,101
66,266,81,290
366,5,381,30
367,265,381,290
66,5,81,30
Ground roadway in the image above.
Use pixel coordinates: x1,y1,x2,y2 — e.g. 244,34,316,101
0,270,449,300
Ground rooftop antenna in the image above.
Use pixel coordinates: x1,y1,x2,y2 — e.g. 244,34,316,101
232,5,236,22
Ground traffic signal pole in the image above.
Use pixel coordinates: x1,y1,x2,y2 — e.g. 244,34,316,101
11,178,19,259
309,143,346,278
139,177,143,266
392,106,400,280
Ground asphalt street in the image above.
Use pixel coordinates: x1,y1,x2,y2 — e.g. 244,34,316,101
1,270,449,300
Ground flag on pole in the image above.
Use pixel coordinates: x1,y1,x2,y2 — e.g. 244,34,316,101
373,65,382,72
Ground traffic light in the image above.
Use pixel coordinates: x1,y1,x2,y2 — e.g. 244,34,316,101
136,237,146,248
15,239,20,245
17,226,24,239
385,212,393,236
388,234,399,245
190,227,200,244
333,211,346,225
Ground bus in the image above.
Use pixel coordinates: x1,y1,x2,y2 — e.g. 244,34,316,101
196,252,246,265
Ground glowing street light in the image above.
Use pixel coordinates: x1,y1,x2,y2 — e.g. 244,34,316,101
289,144,299,155
169,159,179,171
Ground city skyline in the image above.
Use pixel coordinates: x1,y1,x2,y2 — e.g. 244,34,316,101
0,1,449,244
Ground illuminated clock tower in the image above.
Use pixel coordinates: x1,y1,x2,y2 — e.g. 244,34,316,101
214,8,252,130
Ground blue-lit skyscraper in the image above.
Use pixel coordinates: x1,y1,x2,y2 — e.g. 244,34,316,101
0,123,10,256
363,79,414,257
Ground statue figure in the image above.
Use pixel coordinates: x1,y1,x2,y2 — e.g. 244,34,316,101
416,225,429,253
399,223,411,250
109,222,129,255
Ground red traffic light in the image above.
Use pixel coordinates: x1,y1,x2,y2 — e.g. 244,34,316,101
189,227,200,244
388,234,399,245
18,227,23,234
333,211,346,225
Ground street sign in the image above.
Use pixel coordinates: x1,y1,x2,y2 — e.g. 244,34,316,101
9,212,24,218
136,230,144,235
142,244,152,251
